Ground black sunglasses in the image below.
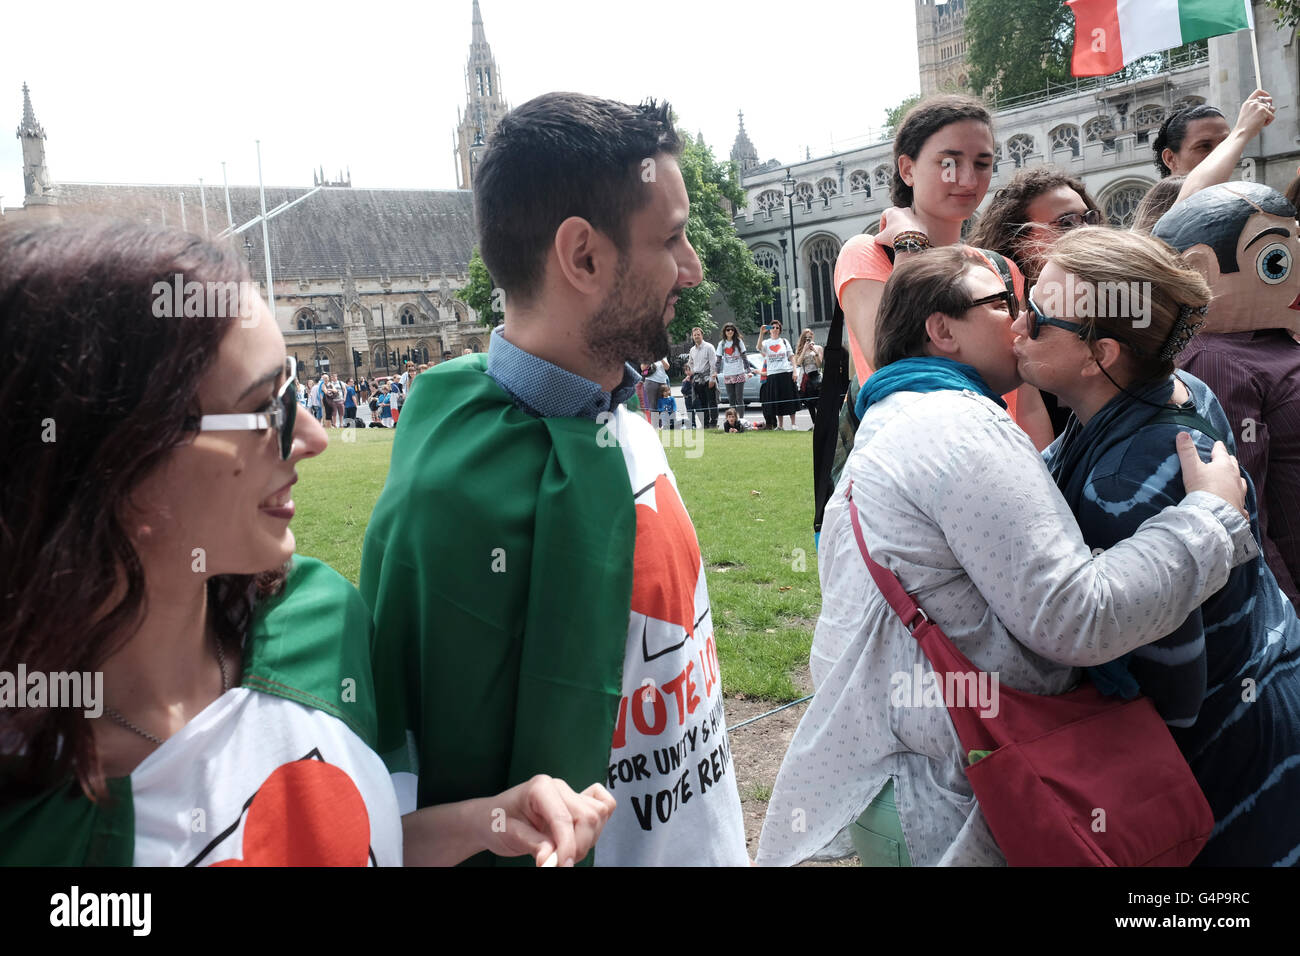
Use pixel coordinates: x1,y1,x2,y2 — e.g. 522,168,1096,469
961,290,1019,316
1049,209,1103,231
1026,292,1135,349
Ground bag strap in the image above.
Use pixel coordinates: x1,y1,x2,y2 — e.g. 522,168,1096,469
844,481,932,634
977,248,1015,299
1143,406,1224,445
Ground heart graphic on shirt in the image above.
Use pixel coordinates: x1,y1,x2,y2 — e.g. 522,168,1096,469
631,475,702,657
767,342,780,353
210,759,371,867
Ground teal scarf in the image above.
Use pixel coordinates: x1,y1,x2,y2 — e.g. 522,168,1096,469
855,357,1007,419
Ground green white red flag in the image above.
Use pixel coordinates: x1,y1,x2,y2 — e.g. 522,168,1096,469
1067,0,1254,76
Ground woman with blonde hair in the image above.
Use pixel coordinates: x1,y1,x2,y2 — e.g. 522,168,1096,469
1013,226,1300,865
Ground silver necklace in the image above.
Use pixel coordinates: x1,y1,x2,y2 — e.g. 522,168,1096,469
105,637,229,746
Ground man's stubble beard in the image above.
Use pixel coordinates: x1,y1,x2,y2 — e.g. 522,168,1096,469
585,257,672,369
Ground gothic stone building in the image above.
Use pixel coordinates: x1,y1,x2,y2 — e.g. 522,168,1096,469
4,3,506,381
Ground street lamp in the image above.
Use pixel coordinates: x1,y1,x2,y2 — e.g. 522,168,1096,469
378,302,390,372
782,169,802,335
778,236,791,330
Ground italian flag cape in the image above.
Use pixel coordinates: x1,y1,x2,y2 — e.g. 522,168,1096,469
0,558,399,866
1068,0,1254,76
360,354,636,866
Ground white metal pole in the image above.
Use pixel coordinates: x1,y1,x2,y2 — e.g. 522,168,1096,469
179,193,187,232
221,161,234,231
256,140,276,319
199,178,209,237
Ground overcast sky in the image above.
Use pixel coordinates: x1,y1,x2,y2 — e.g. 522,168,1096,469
1,0,922,205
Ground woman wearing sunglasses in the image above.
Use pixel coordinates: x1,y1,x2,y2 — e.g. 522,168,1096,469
968,166,1103,285
968,165,1104,437
758,244,1254,867
1013,227,1300,866
0,220,613,866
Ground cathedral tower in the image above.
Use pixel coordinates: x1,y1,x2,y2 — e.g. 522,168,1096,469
730,110,759,173
915,0,971,96
16,83,53,205
454,1,509,189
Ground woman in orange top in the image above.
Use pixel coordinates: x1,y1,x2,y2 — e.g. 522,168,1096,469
834,94,1053,449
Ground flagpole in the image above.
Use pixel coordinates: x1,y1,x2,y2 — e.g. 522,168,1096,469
1247,0,1263,89
1248,29,1263,90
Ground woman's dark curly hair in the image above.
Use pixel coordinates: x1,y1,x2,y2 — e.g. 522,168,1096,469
966,166,1101,280
0,218,287,801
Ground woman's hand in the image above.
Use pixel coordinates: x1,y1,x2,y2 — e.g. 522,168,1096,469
1235,88,1276,138
481,775,616,867
1177,432,1248,520
875,206,926,249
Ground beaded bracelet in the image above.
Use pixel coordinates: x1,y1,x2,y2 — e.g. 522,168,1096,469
893,230,932,253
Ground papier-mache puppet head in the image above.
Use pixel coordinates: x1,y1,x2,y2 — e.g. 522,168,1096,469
1151,181,1300,334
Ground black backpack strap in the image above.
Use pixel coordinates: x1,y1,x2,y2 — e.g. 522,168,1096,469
1144,407,1224,445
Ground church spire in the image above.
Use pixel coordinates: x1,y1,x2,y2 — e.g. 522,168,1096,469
16,83,53,205
472,0,487,47
730,109,758,174
455,1,508,189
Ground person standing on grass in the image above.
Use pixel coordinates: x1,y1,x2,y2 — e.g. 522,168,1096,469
716,323,750,418
344,378,358,425
686,326,717,427
361,91,749,866
761,319,797,430
794,329,822,426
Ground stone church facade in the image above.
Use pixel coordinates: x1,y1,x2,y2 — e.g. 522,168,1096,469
5,4,502,381
725,0,1300,340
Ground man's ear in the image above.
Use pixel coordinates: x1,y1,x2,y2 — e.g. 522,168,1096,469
923,311,959,356
1161,147,1178,175
898,155,915,189
552,216,616,297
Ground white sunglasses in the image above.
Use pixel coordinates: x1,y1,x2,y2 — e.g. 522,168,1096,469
182,356,299,460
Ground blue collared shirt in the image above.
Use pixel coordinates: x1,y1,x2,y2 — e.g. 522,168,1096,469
485,325,641,421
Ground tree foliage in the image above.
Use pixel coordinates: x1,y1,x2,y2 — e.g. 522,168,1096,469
966,0,1208,103
671,131,774,342
881,94,922,141
455,247,500,323
1265,0,1300,30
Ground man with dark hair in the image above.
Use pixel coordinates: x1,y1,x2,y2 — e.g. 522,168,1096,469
361,92,748,866
1154,181,1300,602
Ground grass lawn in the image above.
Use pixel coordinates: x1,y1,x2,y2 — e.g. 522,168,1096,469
293,425,819,703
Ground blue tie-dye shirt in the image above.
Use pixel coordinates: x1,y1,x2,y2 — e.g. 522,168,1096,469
1045,372,1300,867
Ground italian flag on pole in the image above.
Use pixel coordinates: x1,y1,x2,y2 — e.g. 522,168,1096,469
1067,0,1254,76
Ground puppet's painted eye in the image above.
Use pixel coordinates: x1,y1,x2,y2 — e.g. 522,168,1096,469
1257,242,1292,285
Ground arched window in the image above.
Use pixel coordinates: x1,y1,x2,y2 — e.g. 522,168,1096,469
1133,104,1165,129
848,169,870,195
756,189,784,217
1007,134,1034,169
872,165,891,190
399,305,417,326
1049,124,1081,159
1102,183,1151,228
752,246,784,330
1084,115,1116,151
295,308,317,330
793,182,815,210
805,236,841,326
816,178,839,205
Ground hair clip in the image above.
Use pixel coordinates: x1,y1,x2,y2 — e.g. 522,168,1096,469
1159,303,1209,361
